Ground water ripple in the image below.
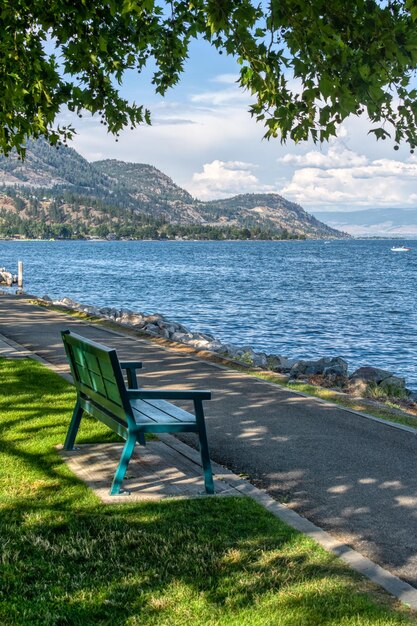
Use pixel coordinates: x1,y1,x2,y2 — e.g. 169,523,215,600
1,239,416,387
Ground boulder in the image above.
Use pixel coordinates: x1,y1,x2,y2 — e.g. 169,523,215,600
349,366,392,384
252,352,268,368
144,313,167,325
171,332,195,343
100,307,120,319
167,322,189,334
236,347,254,360
157,327,170,339
120,312,145,327
266,355,295,372
291,356,348,379
220,344,241,359
322,365,347,379
57,297,80,309
349,366,393,396
379,375,408,396
289,360,308,377
409,391,417,403
41,294,52,302
81,305,100,316
143,323,160,335
188,338,223,352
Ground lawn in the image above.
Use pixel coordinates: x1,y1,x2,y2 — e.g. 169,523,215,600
0,357,416,625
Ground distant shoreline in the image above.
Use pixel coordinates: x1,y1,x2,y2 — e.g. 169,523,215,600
0,236,413,242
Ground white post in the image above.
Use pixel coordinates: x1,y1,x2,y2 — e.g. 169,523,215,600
17,261,23,291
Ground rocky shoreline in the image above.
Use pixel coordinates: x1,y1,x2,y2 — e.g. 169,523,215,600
41,295,415,403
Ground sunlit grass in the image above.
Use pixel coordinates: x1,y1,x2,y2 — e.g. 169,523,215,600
0,358,416,624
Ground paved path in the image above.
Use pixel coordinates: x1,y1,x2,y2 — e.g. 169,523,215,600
2,294,417,587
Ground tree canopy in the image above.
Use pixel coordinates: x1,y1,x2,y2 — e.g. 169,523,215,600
2,0,417,155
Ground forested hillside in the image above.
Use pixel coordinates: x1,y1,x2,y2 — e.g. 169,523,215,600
0,140,348,240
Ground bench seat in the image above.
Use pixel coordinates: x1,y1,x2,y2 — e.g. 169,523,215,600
62,330,214,495
131,398,199,428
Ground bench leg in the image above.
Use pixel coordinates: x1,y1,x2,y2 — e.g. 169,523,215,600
110,433,137,495
195,400,215,494
63,401,84,450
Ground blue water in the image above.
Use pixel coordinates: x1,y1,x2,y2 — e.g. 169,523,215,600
1,239,416,386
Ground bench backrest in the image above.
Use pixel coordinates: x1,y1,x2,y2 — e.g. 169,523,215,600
61,330,133,427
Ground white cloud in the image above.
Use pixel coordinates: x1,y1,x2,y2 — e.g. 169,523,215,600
281,160,417,208
210,73,239,84
190,87,249,106
280,143,368,169
279,138,417,208
188,160,275,200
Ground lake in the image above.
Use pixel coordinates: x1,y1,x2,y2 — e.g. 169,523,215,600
1,238,416,387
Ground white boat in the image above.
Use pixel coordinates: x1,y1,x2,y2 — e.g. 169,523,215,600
391,245,411,252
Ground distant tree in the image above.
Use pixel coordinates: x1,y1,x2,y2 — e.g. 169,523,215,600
2,1,417,156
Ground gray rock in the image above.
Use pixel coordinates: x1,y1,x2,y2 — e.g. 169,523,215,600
171,332,194,343
120,313,145,327
100,307,119,319
236,348,258,366
167,322,189,333
198,332,216,341
349,366,394,396
349,366,392,384
143,323,160,335
322,365,347,379
220,344,241,359
379,375,407,394
82,306,100,316
145,313,166,325
41,294,52,302
252,352,268,368
291,356,348,378
289,360,308,377
188,338,218,351
266,355,282,371
57,297,80,309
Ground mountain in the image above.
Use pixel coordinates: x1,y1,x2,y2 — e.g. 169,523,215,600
0,140,348,240
312,208,417,237
203,194,341,239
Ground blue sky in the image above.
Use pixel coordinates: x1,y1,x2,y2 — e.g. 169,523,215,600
60,38,417,213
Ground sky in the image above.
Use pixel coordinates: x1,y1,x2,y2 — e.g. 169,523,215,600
59,39,417,214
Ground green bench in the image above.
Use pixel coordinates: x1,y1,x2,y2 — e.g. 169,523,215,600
61,330,214,495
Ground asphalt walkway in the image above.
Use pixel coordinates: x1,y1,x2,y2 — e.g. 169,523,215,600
2,293,417,588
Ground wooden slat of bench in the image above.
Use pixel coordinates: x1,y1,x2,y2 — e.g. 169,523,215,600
144,398,195,422
131,398,195,425
80,397,129,439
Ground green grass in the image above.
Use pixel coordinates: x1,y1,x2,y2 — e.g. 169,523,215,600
1,358,417,625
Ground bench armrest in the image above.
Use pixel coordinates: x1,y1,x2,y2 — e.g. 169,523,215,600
127,389,211,401
120,361,143,389
120,361,143,370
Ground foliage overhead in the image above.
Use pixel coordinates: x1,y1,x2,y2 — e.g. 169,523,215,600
2,0,417,155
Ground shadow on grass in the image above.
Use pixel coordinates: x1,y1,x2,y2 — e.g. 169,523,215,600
0,358,415,625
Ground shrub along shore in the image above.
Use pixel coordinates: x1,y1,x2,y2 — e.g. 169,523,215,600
40,294,416,409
